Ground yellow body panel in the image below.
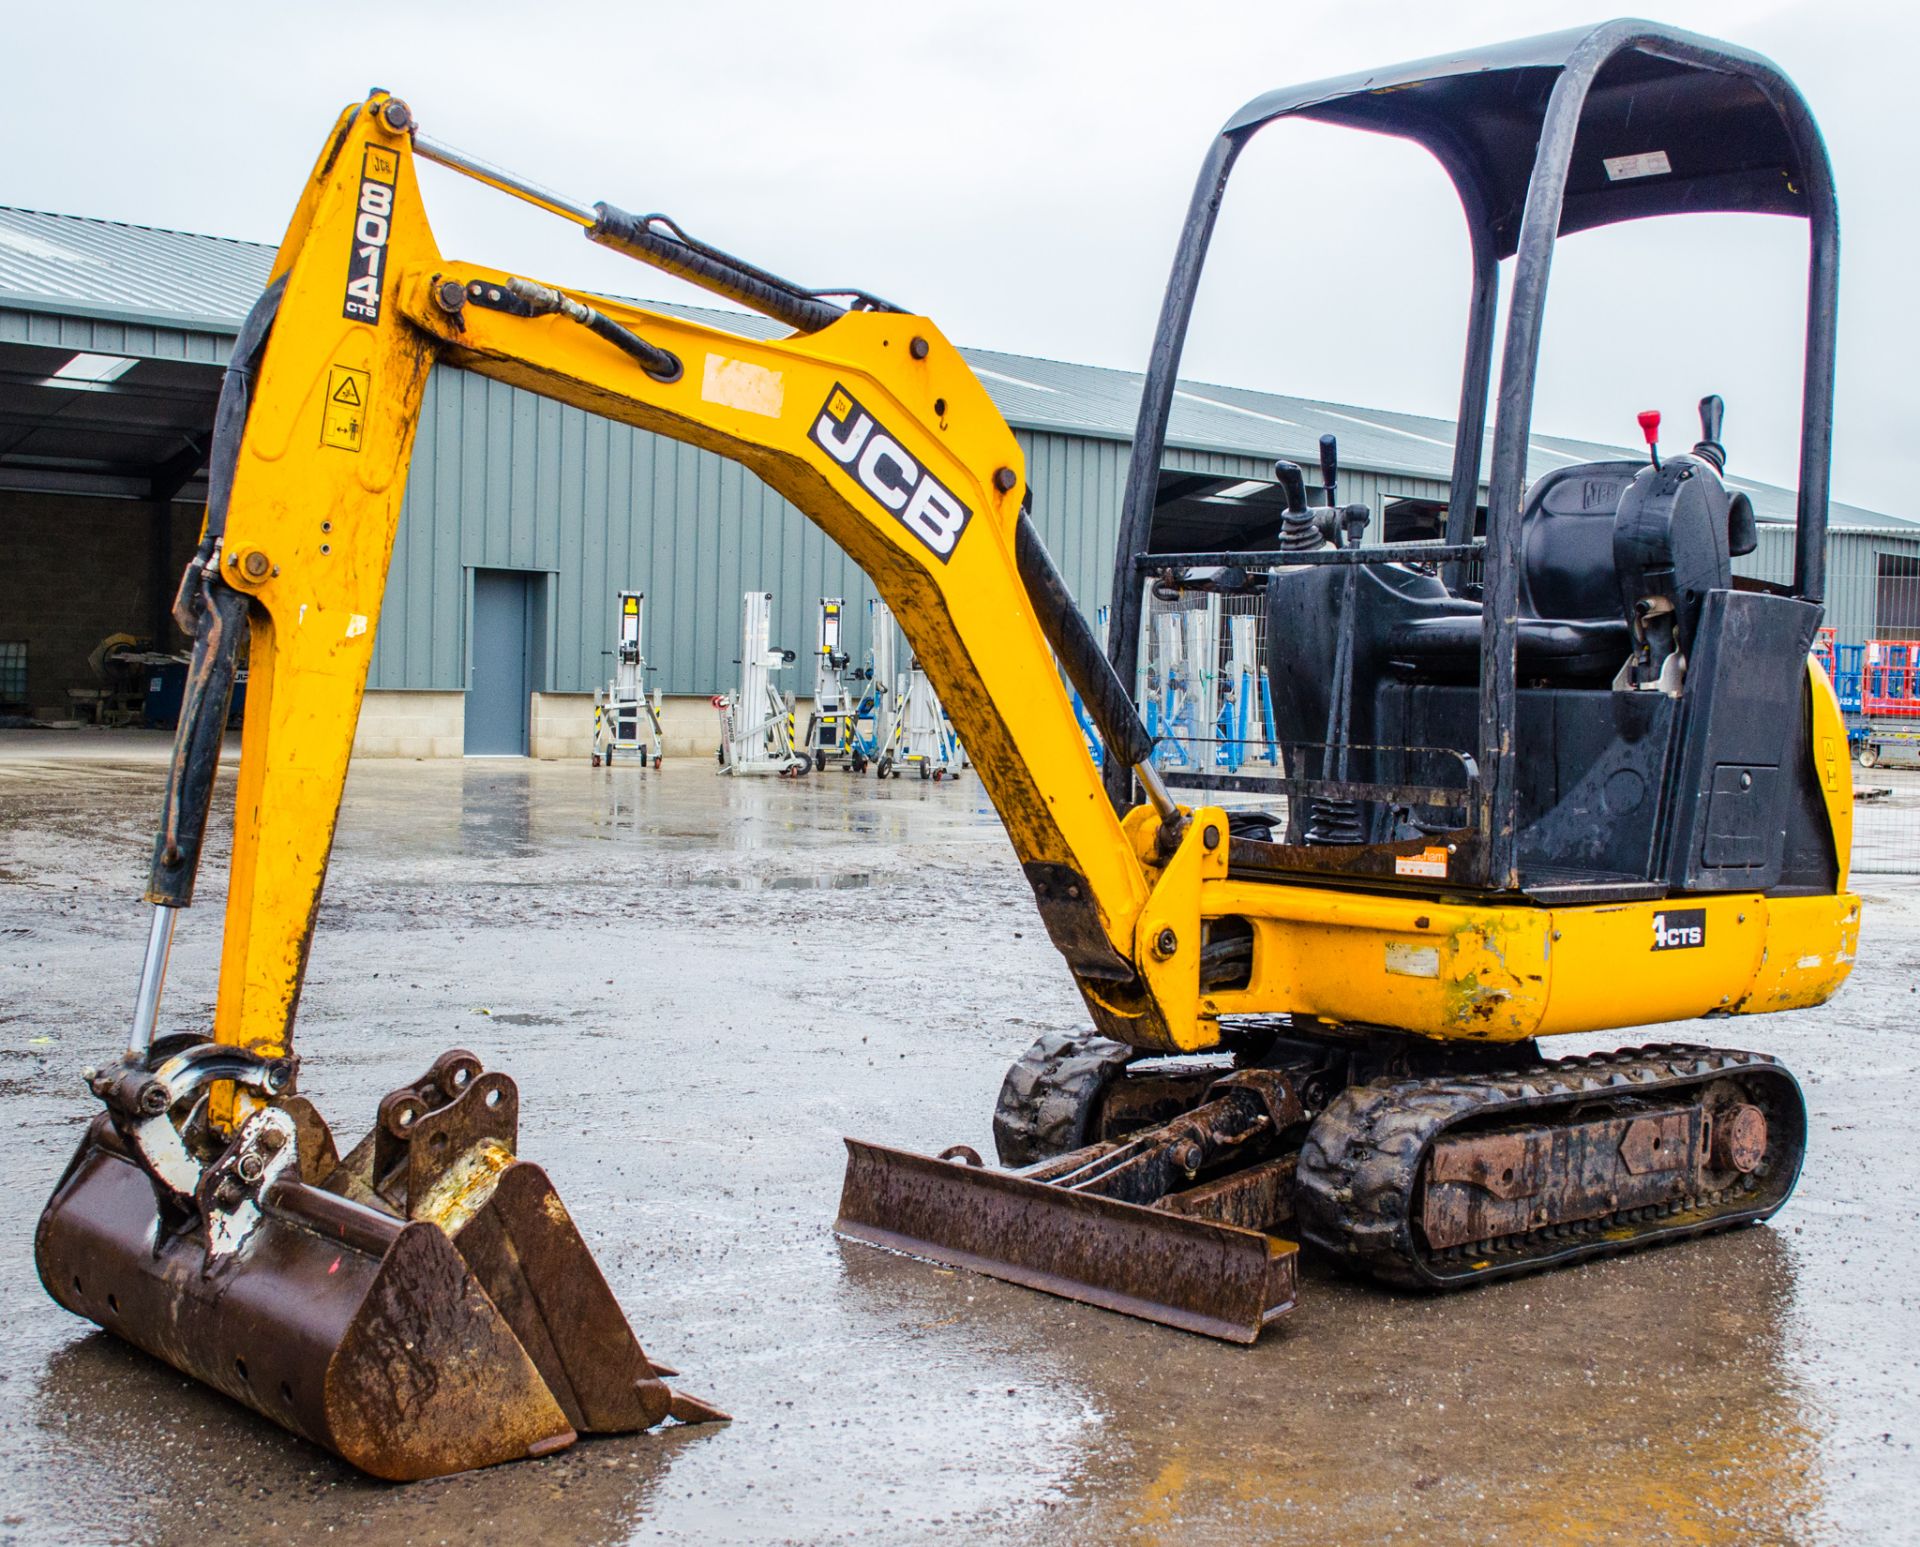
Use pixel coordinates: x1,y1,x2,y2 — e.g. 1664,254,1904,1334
1737,892,1861,1013
1807,659,1854,890
1134,808,1233,1051
195,95,1861,1079
1202,884,1858,1043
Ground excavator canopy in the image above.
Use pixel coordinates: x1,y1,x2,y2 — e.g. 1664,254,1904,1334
1226,22,1830,252
1106,20,1840,885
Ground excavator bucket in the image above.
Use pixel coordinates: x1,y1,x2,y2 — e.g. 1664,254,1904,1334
35,1049,723,1481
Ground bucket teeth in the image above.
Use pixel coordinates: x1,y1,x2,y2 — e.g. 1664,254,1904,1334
669,1389,733,1425
452,1158,682,1432
35,1048,721,1482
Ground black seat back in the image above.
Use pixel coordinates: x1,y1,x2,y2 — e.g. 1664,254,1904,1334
1515,461,1644,621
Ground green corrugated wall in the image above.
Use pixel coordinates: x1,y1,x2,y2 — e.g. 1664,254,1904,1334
370,366,1456,696
1734,525,1920,648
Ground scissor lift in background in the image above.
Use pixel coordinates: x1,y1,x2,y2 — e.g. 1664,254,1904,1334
845,599,896,771
1854,638,1920,767
877,658,962,779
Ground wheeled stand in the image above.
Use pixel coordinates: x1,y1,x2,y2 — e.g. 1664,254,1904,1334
592,590,665,768
716,590,809,776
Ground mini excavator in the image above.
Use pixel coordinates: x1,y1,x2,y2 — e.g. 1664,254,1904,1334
37,19,1854,1481
840,19,1858,1338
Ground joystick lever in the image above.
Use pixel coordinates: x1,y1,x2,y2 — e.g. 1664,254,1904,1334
1274,460,1308,515
1318,434,1339,511
1693,394,1727,472
1273,460,1322,553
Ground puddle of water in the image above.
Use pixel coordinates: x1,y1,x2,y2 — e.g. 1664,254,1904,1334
677,872,875,892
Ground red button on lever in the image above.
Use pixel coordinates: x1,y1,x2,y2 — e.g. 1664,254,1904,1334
1636,409,1662,447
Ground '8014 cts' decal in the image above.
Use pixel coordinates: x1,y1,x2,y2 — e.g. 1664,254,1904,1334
810,384,972,561
342,145,399,324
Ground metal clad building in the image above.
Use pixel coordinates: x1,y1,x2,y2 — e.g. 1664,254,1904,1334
2,206,1913,750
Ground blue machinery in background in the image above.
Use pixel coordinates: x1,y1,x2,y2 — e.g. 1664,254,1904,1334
1070,602,1280,776
1833,642,1864,713
1216,613,1280,774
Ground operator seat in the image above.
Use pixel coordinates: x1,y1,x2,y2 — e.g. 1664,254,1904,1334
1264,461,1647,769
1264,431,1754,841
1385,461,1643,683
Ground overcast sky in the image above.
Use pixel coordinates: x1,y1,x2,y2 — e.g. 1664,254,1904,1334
9,0,1913,511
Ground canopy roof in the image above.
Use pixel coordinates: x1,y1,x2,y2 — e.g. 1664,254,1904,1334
1225,20,1826,258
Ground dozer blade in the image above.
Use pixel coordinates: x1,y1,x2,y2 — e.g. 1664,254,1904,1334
836,1138,1298,1343
36,1050,723,1481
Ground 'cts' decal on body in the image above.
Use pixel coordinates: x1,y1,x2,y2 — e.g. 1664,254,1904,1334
810,385,972,561
1651,908,1706,950
342,145,399,324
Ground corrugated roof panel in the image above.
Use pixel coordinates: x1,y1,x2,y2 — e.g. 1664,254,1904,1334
0,207,272,331
1,205,1906,530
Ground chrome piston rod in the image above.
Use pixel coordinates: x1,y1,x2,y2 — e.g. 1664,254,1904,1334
127,905,178,1059
410,131,597,227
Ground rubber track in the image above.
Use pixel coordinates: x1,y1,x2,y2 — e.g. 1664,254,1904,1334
990,1031,1134,1168
1295,1043,1805,1289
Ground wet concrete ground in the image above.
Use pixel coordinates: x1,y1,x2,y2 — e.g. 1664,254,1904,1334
2,729,1918,1545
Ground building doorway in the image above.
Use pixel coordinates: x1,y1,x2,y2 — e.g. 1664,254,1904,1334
466,569,537,756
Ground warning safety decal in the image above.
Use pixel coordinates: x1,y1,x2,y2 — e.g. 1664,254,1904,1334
322,365,370,451
342,144,398,324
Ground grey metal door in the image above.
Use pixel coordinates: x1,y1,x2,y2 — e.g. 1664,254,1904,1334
466,569,532,755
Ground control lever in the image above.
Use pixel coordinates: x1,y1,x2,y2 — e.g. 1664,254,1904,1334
1274,453,1372,550
1693,394,1726,472
1317,434,1370,547
1693,395,1758,556
1637,409,1662,471
1274,461,1322,552
1274,460,1308,514
1628,398,1755,569
1317,435,1361,814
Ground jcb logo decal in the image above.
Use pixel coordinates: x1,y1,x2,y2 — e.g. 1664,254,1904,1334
1651,908,1706,950
810,385,971,562
342,145,398,325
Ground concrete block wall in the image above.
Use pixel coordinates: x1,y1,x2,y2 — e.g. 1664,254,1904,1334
353,689,816,760
530,692,594,762
529,691,816,762
351,691,464,758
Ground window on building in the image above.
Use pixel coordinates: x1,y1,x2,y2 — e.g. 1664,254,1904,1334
1876,555,1920,641
0,641,26,706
